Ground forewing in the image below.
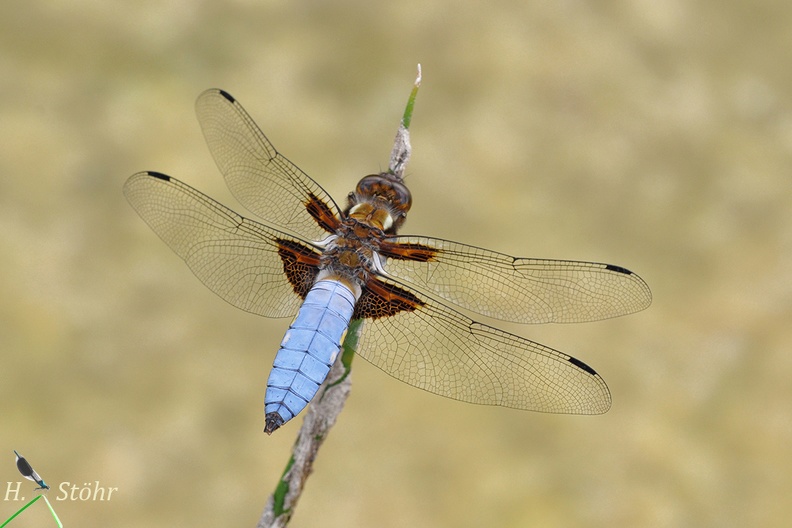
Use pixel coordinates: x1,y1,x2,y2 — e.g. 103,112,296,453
354,278,611,414
380,236,651,324
195,89,342,241
124,171,321,318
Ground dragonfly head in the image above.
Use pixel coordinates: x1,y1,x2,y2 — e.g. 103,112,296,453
347,173,412,233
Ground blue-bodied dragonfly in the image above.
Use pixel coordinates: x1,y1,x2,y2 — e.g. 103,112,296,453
124,89,651,434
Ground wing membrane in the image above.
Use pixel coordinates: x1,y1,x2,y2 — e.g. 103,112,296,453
124,171,319,318
355,278,611,414
382,236,651,324
195,89,342,241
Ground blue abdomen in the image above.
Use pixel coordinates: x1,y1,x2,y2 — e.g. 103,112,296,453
264,279,357,432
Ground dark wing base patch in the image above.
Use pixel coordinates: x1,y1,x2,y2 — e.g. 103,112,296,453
354,278,426,320
277,239,321,299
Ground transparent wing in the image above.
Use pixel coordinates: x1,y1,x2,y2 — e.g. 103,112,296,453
356,280,611,414
382,236,652,324
124,171,319,318
195,88,342,241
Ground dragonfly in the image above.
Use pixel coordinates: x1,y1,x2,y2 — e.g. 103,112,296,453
14,450,49,490
124,89,651,434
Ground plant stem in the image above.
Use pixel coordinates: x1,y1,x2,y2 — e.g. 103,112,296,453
389,64,421,179
257,320,361,528
257,64,421,526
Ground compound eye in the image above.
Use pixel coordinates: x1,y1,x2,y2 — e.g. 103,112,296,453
355,174,412,211
390,181,412,212
355,175,383,197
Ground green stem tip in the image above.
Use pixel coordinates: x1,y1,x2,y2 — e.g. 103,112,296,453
401,64,422,130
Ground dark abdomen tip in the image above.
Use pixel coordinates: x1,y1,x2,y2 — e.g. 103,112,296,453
264,412,285,435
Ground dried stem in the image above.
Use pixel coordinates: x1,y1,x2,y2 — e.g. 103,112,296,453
388,63,421,179
257,66,421,527
256,320,359,528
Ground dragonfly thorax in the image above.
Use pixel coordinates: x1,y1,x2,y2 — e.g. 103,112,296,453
348,202,394,231
319,220,383,292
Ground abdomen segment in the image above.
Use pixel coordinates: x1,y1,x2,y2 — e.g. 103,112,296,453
264,280,357,433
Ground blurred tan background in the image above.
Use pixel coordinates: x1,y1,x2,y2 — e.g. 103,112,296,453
2,1,790,527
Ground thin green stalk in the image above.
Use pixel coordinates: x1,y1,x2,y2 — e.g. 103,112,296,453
271,456,296,517
0,495,41,527
0,494,62,528
328,318,361,389
401,64,422,130
41,496,63,528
